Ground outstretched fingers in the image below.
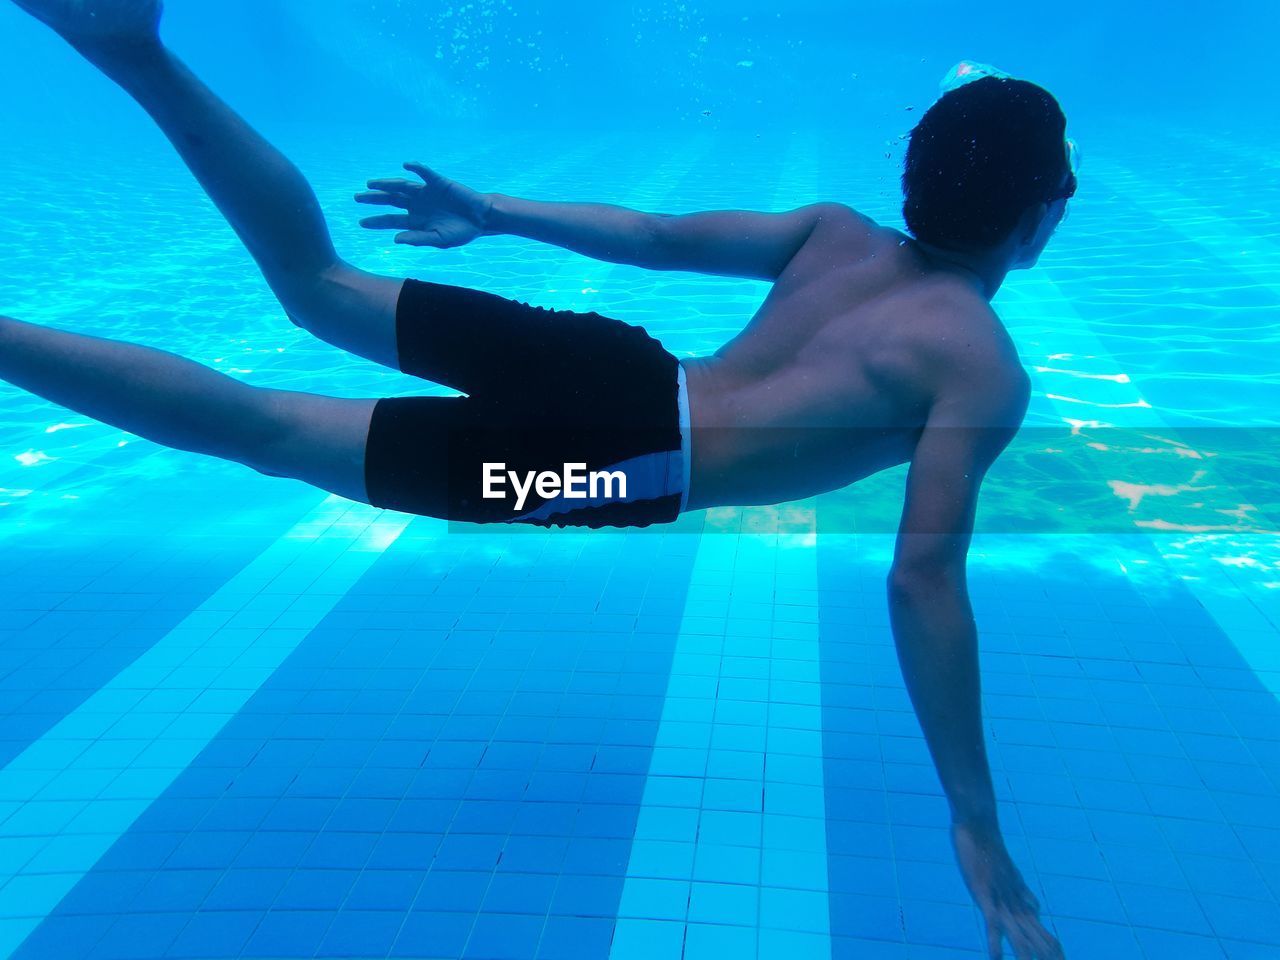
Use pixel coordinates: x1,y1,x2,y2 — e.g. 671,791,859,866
366,165,445,199
987,920,1003,959
354,213,441,245
404,161,443,184
356,164,472,248
394,230,440,246
987,910,1065,960
366,177,419,195
359,214,410,231
1020,918,1064,960
354,191,408,208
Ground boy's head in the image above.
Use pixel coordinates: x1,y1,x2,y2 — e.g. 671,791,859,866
903,75,1074,257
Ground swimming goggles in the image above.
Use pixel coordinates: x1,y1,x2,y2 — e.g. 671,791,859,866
1049,138,1081,201
939,60,1013,92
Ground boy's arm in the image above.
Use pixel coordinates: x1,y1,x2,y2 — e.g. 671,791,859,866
888,410,1016,828
357,162,861,281
490,196,852,281
888,364,1063,959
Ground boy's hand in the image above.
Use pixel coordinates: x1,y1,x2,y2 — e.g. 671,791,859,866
952,820,1066,959
356,162,493,248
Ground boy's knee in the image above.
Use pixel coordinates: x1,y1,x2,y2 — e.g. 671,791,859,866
266,263,402,369
269,265,338,328
271,262,372,329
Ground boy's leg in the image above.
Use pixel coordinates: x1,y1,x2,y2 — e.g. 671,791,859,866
15,0,404,369
0,314,376,503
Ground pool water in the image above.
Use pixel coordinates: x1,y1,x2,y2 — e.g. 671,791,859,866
1,2,1278,959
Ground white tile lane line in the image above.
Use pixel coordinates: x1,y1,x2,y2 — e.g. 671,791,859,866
609,527,830,960
999,267,1280,699
611,132,833,960
0,496,414,958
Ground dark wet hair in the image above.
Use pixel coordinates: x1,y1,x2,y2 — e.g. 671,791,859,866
902,77,1069,251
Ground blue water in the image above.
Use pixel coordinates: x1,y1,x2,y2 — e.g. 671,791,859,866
1,2,1279,958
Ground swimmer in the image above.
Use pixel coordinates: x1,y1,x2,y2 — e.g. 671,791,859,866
3,3,1072,957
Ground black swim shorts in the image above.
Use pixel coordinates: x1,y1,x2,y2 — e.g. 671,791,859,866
364,279,689,529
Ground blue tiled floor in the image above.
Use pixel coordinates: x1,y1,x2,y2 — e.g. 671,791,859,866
815,524,1280,958
3,515,1277,959
4,526,703,959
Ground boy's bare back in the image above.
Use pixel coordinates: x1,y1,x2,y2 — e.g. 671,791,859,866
684,205,1030,510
